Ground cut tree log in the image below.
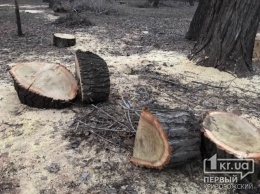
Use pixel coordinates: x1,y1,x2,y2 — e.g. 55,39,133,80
9,62,78,109
131,107,201,169
201,111,260,184
253,33,260,59
75,50,110,104
53,33,76,48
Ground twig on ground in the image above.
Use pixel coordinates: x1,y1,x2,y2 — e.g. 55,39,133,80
90,129,118,146
140,74,180,86
91,104,129,129
219,78,236,96
119,102,140,117
75,121,79,131
121,96,137,132
191,80,225,89
78,120,132,132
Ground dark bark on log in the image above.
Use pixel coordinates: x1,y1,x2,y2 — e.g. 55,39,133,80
75,50,110,104
185,0,210,41
15,0,23,36
9,62,78,109
188,0,260,77
53,33,76,48
131,107,201,169
202,111,260,186
12,81,73,109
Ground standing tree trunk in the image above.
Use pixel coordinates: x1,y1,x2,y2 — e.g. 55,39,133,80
49,0,55,8
148,0,160,7
188,0,194,6
188,0,260,77
14,0,23,36
185,0,211,41
152,0,159,7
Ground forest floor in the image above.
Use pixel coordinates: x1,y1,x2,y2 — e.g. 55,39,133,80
0,0,260,193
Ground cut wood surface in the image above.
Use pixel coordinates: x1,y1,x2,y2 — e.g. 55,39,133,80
53,33,76,48
75,50,110,104
9,62,78,109
253,33,260,59
202,111,260,184
131,107,201,169
202,111,260,160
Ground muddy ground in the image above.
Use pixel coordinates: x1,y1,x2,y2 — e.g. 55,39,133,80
0,0,260,193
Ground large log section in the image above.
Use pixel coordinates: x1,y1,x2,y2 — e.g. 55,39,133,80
131,107,201,168
75,50,110,104
9,62,78,109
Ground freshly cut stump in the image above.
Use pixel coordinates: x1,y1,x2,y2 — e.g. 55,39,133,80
253,33,260,59
9,62,78,109
53,33,76,48
202,111,260,184
131,107,201,169
75,50,110,104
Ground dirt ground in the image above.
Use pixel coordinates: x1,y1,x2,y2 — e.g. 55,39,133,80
0,0,260,194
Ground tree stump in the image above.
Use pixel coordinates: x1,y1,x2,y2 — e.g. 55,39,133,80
75,50,110,104
131,107,201,169
202,111,260,184
9,62,78,109
53,33,76,48
253,33,260,59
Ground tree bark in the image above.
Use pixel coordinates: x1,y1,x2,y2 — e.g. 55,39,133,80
14,0,23,36
188,0,260,77
75,50,110,104
189,0,194,6
131,107,201,169
185,0,210,41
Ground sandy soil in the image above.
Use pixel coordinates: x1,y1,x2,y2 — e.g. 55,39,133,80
0,0,259,194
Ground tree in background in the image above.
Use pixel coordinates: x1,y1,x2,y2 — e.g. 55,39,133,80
188,0,260,77
15,0,23,36
148,0,160,7
185,0,210,40
188,0,194,6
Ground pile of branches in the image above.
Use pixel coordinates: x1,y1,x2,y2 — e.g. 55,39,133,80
53,12,93,28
